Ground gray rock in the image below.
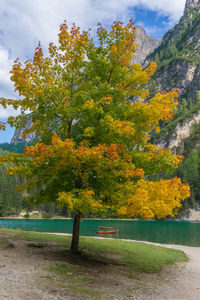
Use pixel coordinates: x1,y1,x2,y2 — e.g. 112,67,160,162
184,0,200,14
11,119,35,143
133,26,159,64
145,0,200,101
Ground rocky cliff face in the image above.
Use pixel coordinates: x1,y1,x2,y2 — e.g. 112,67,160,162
184,0,200,13
145,0,200,100
157,111,200,152
145,0,200,152
149,60,200,100
133,26,159,64
11,119,36,143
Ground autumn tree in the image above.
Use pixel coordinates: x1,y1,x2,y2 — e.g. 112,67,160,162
0,21,190,252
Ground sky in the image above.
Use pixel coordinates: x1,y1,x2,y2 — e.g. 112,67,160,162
0,0,186,143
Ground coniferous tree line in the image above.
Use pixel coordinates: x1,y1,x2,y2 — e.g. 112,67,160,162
0,142,33,154
0,148,68,217
0,149,24,216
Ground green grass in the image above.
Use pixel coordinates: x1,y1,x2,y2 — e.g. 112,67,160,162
0,238,13,248
80,237,188,272
0,228,188,272
48,262,75,275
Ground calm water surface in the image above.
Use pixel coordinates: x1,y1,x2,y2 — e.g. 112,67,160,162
0,219,200,247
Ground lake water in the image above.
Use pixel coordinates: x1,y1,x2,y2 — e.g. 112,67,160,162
0,219,200,247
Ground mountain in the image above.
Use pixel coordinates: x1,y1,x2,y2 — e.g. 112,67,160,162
133,26,159,64
148,0,200,209
145,0,200,101
147,0,200,152
184,0,200,13
11,118,36,143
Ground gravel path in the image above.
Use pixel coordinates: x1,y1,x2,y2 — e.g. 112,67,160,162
0,240,58,300
151,244,200,300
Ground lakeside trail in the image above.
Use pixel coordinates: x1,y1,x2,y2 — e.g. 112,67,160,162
0,233,199,300
137,242,200,300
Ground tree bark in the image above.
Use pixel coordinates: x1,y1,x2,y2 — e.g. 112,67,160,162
70,211,81,253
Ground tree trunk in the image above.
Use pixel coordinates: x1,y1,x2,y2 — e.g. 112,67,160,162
71,211,81,253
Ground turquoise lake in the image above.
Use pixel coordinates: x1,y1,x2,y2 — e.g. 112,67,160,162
0,219,200,247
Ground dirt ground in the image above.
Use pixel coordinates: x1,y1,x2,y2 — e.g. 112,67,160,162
0,234,199,300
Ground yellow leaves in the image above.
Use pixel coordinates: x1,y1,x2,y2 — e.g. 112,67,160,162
117,168,144,179
81,189,95,200
64,101,69,107
118,178,190,219
133,143,183,175
52,134,74,150
125,64,153,99
58,21,88,66
103,115,113,124
58,22,70,50
149,89,179,123
155,126,160,134
99,96,113,105
110,45,118,57
57,191,73,210
76,189,103,213
144,62,157,77
109,20,137,64
118,206,128,215
51,133,61,145
57,189,102,214
6,166,17,176
83,127,94,138
139,89,150,100
103,115,135,137
123,88,180,146
83,99,95,110
120,54,130,66
33,43,44,66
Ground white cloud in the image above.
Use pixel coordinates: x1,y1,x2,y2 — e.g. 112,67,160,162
0,0,186,57
0,0,186,118
135,0,186,23
0,46,13,89
0,45,19,118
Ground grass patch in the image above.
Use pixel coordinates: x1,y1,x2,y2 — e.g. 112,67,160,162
48,262,75,275
80,237,188,272
0,228,188,272
0,228,71,245
0,238,14,248
48,261,98,298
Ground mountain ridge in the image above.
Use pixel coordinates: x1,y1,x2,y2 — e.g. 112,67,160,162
144,1,200,100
